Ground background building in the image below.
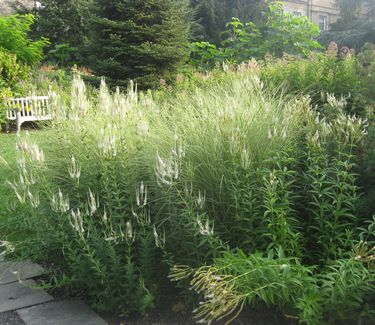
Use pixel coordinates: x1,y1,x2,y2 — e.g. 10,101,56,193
282,0,341,31
282,0,371,31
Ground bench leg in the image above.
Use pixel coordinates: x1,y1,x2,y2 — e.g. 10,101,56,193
16,112,22,133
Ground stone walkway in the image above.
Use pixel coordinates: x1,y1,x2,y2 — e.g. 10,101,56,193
0,257,108,325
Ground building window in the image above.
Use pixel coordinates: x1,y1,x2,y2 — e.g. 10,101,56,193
318,15,328,31
293,11,302,17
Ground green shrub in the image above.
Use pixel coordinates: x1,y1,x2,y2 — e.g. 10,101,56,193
0,14,48,127
0,49,30,127
0,87,13,126
260,51,362,114
317,256,375,323
259,1,322,57
13,65,73,97
171,248,375,325
258,47,375,224
0,14,49,66
357,43,375,102
190,1,322,69
0,50,30,89
47,44,81,68
170,250,319,324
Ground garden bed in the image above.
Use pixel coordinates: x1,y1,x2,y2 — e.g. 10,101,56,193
1,70,374,325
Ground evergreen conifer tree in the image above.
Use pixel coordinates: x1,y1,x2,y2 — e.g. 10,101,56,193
35,0,91,47
89,0,190,88
18,0,92,66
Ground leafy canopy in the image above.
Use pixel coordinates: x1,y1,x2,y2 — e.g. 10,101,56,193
0,14,49,65
190,1,322,69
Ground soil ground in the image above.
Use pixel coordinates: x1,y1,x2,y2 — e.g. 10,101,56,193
100,295,296,325
0,311,25,325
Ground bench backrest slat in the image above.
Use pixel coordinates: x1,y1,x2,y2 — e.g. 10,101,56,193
4,96,50,119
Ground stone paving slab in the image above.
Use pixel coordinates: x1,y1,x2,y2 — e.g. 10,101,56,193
0,261,44,285
17,300,108,325
0,280,53,313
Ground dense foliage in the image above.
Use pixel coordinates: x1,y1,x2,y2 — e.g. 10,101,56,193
28,0,92,67
0,14,49,65
190,0,265,43
261,52,360,113
319,20,375,50
3,68,374,323
259,44,375,219
1,1,375,324
0,50,29,91
319,0,375,49
13,1,323,86
190,2,322,69
30,0,91,49
0,14,48,124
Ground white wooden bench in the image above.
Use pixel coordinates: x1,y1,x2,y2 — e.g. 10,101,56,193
4,96,51,132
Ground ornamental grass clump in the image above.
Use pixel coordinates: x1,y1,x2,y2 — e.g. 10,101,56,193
6,79,162,314
5,69,375,323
